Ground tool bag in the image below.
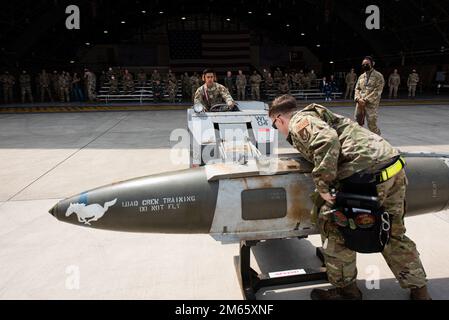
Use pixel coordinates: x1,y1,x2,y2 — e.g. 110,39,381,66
332,192,391,253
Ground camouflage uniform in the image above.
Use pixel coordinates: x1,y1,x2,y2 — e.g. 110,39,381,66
407,72,419,98
39,71,53,102
236,73,247,100
344,71,357,99
288,103,428,290
1,72,15,104
193,83,234,111
167,79,177,103
250,73,262,100
265,74,274,91
308,70,317,88
151,71,162,100
59,72,71,102
122,72,134,94
303,74,311,89
108,76,119,94
137,71,147,88
19,72,33,103
190,74,200,102
388,73,401,99
84,70,97,102
273,68,283,83
354,69,385,135
223,75,234,95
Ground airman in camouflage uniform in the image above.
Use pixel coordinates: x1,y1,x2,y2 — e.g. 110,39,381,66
344,69,357,99
108,75,119,94
236,70,247,100
39,70,53,102
1,71,15,104
354,57,385,135
273,67,283,83
84,69,97,102
59,71,71,102
268,94,430,300
137,69,147,88
19,70,33,103
167,69,176,84
407,70,419,98
190,72,200,102
223,71,234,95
167,79,177,103
122,69,134,95
265,73,274,91
308,70,317,88
388,69,401,99
151,70,162,99
194,69,234,112
250,71,262,100
182,72,192,101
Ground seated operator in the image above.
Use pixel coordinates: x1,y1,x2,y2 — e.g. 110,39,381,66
193,68,236,112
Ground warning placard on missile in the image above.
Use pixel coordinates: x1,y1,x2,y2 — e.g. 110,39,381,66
268,269,306,278
121,195,197,213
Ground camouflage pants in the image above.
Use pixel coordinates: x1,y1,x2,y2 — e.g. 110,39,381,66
345,83,355,99
355,103,381,135
237,86,246,100
251,86,260,100
318,170,427,289
389,85,399,98
408,85,417,97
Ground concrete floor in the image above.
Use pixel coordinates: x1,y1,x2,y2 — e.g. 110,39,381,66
1,104,449,300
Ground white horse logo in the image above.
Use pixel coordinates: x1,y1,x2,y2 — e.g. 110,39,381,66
65,198,117,225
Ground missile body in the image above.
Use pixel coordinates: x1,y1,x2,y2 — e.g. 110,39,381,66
49,153,449,242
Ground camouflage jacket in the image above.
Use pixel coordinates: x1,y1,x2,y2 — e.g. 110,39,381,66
288,103,399,194
388,74,401,86
236,75,247,87
407,73,419,86
354,69,385,105
193,83,234,111
250,74,262,86
345,72,357,85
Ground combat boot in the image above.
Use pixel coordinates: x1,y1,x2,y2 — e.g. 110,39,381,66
310,283,362,300
410,286,432,300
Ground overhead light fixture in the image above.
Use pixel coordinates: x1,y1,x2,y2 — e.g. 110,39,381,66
121,21,126,24
70,60,75,64
248,11,253,14
267,12,272,16
226,18,231,21
329,61,334,64
316,44,321,47
181,17,186,20
141,10,146,14
286,24,290,27
85,42,91,46
159,11,164,14
301,32,305,36
104,30,108,34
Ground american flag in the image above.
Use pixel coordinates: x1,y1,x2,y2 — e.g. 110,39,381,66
169,31,251,73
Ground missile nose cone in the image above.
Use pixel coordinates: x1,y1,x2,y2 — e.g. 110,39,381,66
49,204,57,217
